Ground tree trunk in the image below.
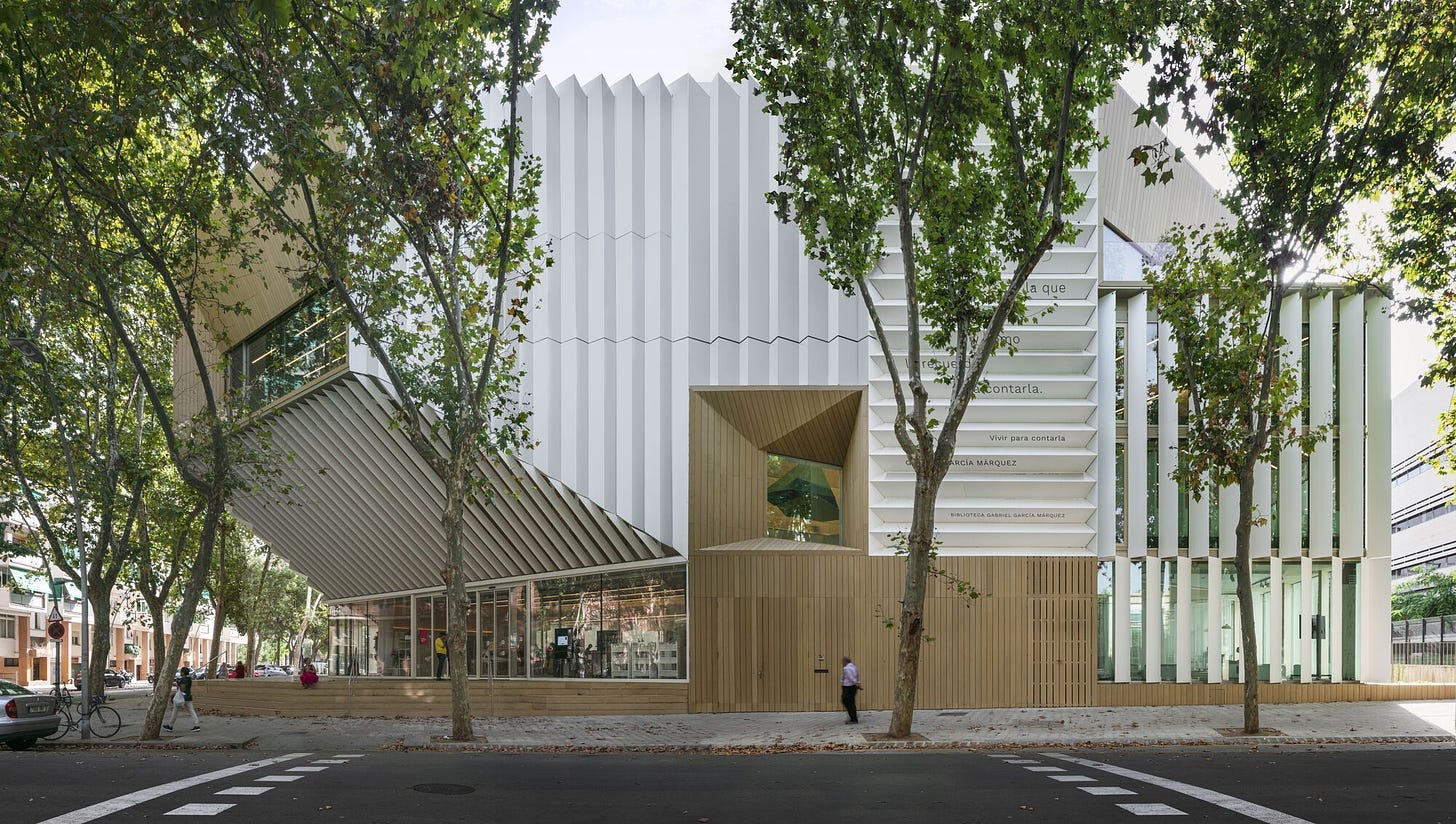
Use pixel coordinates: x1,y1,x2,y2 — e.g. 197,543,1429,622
888,472,939,738
86,594,113,713
1234,466,1261,734
444,465,474,741
207,599,227,679
139,490,224,740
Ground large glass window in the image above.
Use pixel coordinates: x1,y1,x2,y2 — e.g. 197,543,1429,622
766,454,842,545
228,290,347,410
1342,562,1359,681
1312,560,1333,680
1282,562,1303,680
1146,444,1159,549
328,596,410,677
1220,562,1240,681
329,566,687,681
1160,561,1176,681
481,585,527,678
1191,562,1209,682
1114,443,1126,545
1096,561,1114,681
530,567,688,680
1130,559,1146,681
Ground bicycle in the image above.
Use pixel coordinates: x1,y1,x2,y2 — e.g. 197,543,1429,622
42,694,121,740
48,684,74,710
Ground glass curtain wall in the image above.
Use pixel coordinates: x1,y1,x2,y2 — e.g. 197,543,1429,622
328,567,687,680
1160,560,1176,681
1130,560,1146,681
1191,562,1208,682
1097,561,1114,681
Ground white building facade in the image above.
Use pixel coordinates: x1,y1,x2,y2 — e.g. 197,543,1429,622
185,77,1398,709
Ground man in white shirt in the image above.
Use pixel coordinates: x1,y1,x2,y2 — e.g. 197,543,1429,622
840,656,860,723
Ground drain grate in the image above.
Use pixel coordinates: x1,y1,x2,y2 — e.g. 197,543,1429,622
412,783,476,795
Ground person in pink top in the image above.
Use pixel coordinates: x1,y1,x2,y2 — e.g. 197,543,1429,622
840,656,861,724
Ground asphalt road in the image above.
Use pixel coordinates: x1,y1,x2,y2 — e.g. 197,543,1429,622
5,745,1453,823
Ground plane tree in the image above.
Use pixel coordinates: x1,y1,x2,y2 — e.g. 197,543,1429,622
200,0,558,741
1139,0,1456,733
729,0,1172,737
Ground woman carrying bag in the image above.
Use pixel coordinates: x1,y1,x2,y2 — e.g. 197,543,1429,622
164,666,200,732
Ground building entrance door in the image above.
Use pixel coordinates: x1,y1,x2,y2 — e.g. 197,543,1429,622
413,594,481,678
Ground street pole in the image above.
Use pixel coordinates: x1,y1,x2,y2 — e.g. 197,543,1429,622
50,592,60,692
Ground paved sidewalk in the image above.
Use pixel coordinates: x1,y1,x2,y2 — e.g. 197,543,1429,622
41,689,1456,752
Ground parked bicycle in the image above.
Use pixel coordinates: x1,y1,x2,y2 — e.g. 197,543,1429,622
48,683,73,709
42,693,121,740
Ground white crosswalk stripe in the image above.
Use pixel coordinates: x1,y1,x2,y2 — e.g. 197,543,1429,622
1118,803,1188,816
1042,752,1317,824
215,788,273,797
1081,786,1137,796
1025,766,1065,772
1049,775,1096,783
256,775,304,783
163,804,235,816
286,766,329,772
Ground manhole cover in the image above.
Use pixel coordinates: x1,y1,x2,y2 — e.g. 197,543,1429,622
412,783,476,795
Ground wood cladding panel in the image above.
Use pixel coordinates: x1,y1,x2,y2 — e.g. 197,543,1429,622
1094,681,1456,706
193,678,689,718
689,552,1098,712
690,388,867,552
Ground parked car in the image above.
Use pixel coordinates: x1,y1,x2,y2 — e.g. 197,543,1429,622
252,664,288,678
70,669,128,689
0,679,60,750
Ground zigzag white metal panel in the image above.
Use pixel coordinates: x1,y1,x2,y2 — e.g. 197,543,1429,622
517,76,871,554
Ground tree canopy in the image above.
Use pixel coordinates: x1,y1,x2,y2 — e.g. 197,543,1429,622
731,0,1172,737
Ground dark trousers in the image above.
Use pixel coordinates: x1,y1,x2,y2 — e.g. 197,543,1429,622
841,685,859,722
435,653,447,679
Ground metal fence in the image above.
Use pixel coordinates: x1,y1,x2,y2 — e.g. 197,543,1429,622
1391,615,1456,665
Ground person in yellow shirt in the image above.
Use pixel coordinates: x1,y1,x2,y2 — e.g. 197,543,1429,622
434,633,448,680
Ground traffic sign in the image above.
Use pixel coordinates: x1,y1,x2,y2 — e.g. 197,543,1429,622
46,620,65,641
47,604,62,623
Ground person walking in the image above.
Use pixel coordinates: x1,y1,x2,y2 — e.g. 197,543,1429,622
434,633,448,680
840,656,861,724
163,666,200,732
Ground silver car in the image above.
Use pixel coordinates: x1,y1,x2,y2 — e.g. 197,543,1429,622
0,679,60,750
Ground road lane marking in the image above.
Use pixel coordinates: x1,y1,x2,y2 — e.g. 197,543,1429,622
215,787,274,796
1081,786,1137,796
1042,753,1316,824
1025,766,1065,772
164,804,235,816
286,766,329,772
334,753,365,758
1005,759,1040,764
1119,803,1188,816
1050,776,1096,782
256,775,304,783
35,753,311,824
986,754,1021,759
313,759,349,763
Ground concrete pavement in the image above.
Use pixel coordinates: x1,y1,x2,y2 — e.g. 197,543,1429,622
38,684,1456,752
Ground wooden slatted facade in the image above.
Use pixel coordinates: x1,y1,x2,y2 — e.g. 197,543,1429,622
193,678,689,719
687,552,1099,713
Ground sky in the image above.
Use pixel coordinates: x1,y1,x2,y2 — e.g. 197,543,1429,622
538,0,1437,393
